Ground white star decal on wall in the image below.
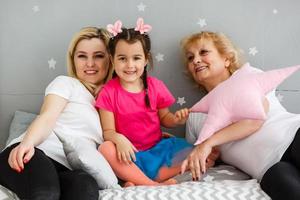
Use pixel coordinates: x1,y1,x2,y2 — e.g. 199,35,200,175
32,5,40,13
197,18,207,28
137,2,146,12
249,47,258,56
273,9,278,14
48,58,57,70
276,93,284,102
203,175,214,182
177,97,186,106
155,53,164,62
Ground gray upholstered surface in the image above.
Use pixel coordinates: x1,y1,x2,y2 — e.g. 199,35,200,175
6,111,37,146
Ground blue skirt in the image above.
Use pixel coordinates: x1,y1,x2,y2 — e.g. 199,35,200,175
134,137,192,179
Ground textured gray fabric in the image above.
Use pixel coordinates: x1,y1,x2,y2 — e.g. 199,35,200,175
6,111,37,146
99,165,270,200
174,165,250,183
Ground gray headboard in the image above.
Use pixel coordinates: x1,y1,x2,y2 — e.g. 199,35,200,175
1,0,300,150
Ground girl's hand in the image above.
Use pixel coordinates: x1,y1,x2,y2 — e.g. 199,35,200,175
162,132,174,138
174,108,190,125
8,141,35,172
115,134,138,164
181,142,213,180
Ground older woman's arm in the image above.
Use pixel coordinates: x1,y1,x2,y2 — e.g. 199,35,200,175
182,98,269,180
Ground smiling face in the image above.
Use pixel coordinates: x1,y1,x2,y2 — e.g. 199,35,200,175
73,38,109,86
113,39,148,88
185,39,231,91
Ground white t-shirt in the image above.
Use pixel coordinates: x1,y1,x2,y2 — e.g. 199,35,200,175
186,90,300,181
9,76,103,169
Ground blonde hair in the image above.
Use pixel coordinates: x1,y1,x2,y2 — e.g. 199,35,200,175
67,27,113,96
181,31,245,75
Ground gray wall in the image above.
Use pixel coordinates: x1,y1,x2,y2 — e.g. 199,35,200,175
1,0,300,149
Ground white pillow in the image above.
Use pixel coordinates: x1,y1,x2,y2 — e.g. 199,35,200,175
55,132,121,189
0,185,19,200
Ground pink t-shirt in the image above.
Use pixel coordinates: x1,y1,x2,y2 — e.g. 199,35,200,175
95,76,175,151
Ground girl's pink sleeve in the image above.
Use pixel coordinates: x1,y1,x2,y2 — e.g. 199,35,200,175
155,79,175,109
95,87,114,112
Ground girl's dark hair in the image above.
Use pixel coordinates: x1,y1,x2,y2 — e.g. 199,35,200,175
109,28,153,107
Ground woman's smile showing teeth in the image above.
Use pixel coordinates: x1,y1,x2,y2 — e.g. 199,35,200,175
125,71,136,74
195,65,207,72
84,70,98,74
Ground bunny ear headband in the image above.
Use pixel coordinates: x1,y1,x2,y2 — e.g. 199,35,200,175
106,17,152,37
134,18,152,34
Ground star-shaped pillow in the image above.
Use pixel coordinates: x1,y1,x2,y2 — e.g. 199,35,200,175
191,63,300,145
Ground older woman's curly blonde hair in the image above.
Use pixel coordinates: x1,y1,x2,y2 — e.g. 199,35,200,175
180,31,245,90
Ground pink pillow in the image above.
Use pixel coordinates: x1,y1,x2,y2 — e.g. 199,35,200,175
191,63,300,145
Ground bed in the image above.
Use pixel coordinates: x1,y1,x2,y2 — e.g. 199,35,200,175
0,110,270,200
0,165,270,200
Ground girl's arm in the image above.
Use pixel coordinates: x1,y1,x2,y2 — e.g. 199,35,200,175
162,132,175,138
182,98,269,180
159,107,190,128
8,94,67,172
99,109,138,164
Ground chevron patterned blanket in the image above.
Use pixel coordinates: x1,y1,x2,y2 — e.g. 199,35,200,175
99,180,269,200
99,165,270,200
0,165,270,200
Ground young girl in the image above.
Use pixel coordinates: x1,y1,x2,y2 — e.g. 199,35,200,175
95,19,193,186
180,31,300,200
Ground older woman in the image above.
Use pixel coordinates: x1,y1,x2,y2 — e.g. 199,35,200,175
181,31,300,200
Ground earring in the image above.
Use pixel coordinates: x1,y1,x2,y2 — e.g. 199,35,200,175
225,61,230,68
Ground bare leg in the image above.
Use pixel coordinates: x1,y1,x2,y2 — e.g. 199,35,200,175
155,165,182,183
99,141,176,186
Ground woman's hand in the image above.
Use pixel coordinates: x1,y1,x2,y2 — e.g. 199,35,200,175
206,147,220,168
174,108,190,125
181,142,213,180
8,141,35,172
115,134,138,164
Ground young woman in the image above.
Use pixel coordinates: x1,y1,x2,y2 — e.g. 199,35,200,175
0,27,113,200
